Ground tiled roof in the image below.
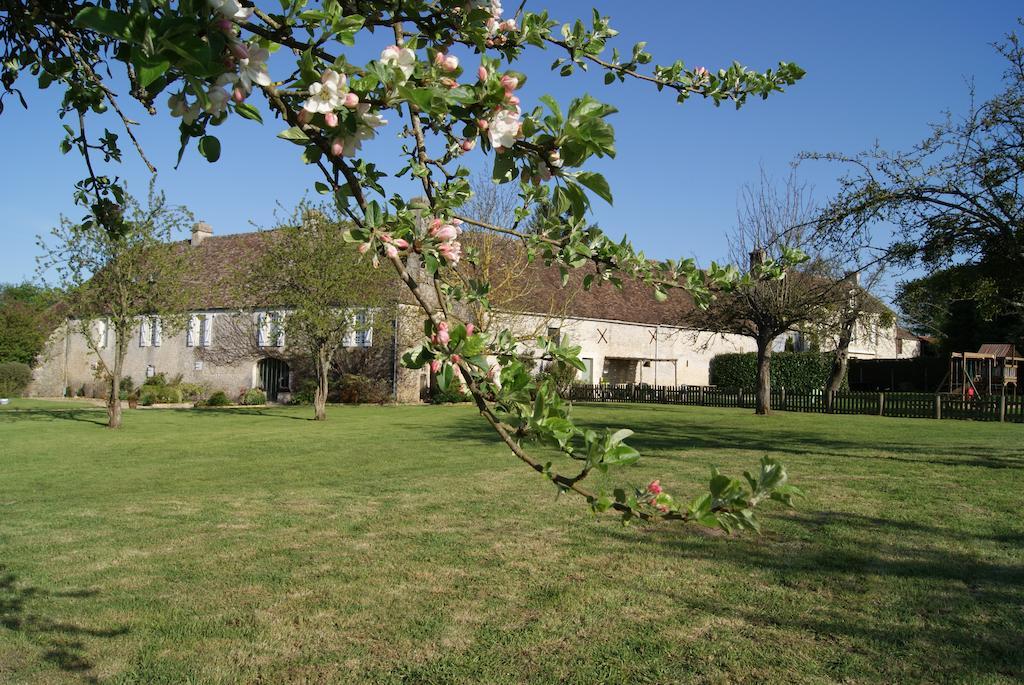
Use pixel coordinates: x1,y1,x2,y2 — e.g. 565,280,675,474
176,229,697,326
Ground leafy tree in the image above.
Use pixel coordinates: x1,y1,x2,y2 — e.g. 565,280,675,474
0,282,61,365
37,183,192,428
248,205,394,421
805,22,1024,349
4,1,807,529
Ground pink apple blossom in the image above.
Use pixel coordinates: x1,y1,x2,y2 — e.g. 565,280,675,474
437,322,450,345
392,238,410,249
647,480,663,495
478,66,488,81
358,242,371,254
430,359,442,374
385,243,398,258
330,138,345,157
324,111,338,127
466,323,475,336
451,353,461,363
500,74,519,92
343,92,359,108
461,139,476,152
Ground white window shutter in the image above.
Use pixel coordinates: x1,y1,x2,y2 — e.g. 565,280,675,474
152,317,162,347
202,314,214,347
342,309,356,347
93,319,108,349
359,310,373,348
187,315,199,347
257,313,269,347
139,317,152,347
274,312,286,347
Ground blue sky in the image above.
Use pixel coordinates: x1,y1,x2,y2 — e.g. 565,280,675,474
1,1,1020,305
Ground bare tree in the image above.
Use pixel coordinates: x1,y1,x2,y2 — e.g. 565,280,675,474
687,170,841,414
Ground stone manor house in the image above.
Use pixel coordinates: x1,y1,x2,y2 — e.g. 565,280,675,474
29,223,920,402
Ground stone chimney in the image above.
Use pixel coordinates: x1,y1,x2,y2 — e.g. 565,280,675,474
748,248,766,272
191,221,213,246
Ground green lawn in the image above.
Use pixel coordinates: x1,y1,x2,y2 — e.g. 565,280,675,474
1,399,1022,684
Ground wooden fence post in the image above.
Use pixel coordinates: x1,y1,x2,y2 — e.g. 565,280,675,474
878,392,885,416
935,394,941,420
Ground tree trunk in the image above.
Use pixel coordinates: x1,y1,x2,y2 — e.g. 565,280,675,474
107,335,126,429
825,316,855,411
313,345,329,421
755,335,772,415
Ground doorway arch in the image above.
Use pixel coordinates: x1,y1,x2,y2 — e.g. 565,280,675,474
257,358,290,402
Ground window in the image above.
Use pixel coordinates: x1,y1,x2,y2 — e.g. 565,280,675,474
344,309,373,348
257,312,285,347
139,316,162,347
547,326,561,345
92,319,109,349
145,365,156,378
187,314,215,348
896,337,903,355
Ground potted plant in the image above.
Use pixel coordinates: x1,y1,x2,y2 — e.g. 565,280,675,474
127,392,139,409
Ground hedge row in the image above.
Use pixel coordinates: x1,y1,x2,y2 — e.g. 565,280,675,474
709,352,844,393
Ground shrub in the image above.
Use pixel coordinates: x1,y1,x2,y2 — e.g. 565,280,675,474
709,352,845,393
0,362,32,398
142,372,168,389
241,388,267,406
289,378,317,405
140,392,156,406
119,376,136,394
337,374,390,404
431,388,472,404
536,361,579,399
205,390,231,407
178,383,206,401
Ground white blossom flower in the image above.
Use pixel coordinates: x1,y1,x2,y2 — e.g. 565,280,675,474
208,0,252,22
301,69,346,114
336,104,389,157
380,45,416,80
487,108,521,149
205,74,235,117
236,45,271,92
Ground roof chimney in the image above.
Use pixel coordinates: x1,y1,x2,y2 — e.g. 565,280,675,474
749,248,766,272
191,221,213,246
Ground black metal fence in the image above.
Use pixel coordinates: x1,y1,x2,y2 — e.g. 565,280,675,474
569,384,1024,423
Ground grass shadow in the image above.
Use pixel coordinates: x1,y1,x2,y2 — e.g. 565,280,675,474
0,565,129,682
0,408,108,426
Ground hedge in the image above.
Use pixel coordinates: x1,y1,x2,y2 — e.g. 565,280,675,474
0,361,32,398
709,352,845,393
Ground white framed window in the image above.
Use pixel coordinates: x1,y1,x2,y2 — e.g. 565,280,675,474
344,309,373,348
257,312,285,347
145,364,156,378
139,316,161,347
92,319,109,349
187,314,215,348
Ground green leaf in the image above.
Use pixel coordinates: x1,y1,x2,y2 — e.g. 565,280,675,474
234,102,263,124
492,154,516,184
73,7,130,39
133,53,170,88
575,171,613,205
277,126,310,144
198,135,221,163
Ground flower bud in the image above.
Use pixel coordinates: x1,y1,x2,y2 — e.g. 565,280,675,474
324,111,339,127
477,66,488,81
647,480,663,495
229,41,249,61
443,55,459,72
232,87,247,103
501,19,517,32
437,322,450,345
385,243,398,258
451,354,461,364
507,94,520,106
343,92,359,108
466,323,475,336
461,139,476,152
216,18,233,33
358,242,371,254
476,119,489,131
330,137,345,157
392,238,410,250
430,359,442,374
500,75,519,92
434,52,445,66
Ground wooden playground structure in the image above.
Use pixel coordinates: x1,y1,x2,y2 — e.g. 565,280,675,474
947,344,1022,397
